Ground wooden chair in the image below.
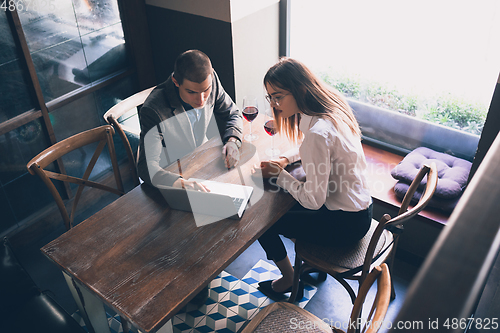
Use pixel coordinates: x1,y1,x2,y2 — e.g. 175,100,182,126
27,125,133,332
27,125,124,231
103,86,155,186
290,163,438,304
242,264,391,333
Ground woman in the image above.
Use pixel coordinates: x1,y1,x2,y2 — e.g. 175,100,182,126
254,58,372,300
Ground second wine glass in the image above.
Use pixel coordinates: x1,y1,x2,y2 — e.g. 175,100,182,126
264,109,280,157
243,96,259,141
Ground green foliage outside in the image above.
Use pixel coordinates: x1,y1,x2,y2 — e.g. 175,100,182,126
320,70,488,136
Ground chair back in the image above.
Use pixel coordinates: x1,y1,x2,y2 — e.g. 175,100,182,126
346,264,391,333
27,125,124,230
360,163,438,284
103,86,155,186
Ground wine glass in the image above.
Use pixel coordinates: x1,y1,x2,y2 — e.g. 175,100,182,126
264,109,280,157
243,96,259,141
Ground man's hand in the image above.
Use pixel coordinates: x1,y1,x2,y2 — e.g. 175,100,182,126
222,139,240,168
172,178,210,192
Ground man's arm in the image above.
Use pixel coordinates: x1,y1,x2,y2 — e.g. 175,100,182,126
139,106,182,187
212,72,243,145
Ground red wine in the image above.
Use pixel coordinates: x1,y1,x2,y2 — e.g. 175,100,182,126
264,120,277,136
243,106,258,122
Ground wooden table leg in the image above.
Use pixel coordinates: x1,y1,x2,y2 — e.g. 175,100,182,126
137,320,173,333
63,272,111,333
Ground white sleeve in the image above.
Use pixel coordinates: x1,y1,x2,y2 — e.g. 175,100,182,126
279,146,300,164
276,132,331,210
143,124,181,186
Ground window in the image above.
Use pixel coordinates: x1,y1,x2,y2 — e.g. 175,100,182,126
0,1,138,235
290,0,500,160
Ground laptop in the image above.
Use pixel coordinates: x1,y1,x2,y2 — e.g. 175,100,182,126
157,178,253,221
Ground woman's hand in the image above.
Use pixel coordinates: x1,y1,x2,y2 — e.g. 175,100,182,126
252,157,289,178
172,178,210,192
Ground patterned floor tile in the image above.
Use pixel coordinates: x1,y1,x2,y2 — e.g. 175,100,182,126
225,313,247,332
208,272,234,303
242,259,318,308
73,260,316,333
297,283,318,307
173,316,194,333
175,297,217,325
241,260,282,289
219,281,267,321
108,315,123,333
192,305,247,333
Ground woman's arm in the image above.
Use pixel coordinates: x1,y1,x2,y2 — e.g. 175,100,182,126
276,132,332,210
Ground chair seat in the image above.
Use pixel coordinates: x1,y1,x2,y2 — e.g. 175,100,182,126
1,237,86,333
296,219,394,276
243,265,391,333
249,302,331,333
3,293,86,333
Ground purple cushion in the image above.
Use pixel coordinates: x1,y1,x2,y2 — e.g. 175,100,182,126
391,147,472,199
394,181,460,213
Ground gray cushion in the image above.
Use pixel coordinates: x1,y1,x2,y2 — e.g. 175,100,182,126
391,147,472,199
394,181,460,213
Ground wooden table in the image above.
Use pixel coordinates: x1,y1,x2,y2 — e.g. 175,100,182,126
41,116,297,333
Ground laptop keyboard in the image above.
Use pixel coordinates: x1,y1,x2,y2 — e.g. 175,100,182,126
232,197,244,210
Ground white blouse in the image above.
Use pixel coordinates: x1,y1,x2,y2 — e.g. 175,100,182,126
277,114,372,212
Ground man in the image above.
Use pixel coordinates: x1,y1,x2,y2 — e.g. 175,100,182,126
137,50,243,189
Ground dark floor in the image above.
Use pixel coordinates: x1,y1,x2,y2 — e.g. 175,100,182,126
11,198,419,333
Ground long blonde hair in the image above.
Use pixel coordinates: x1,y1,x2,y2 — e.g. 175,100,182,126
264,58,361,141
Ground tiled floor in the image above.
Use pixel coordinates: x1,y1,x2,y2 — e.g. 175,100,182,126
225,238,416,333
72,259,319,333
68,238,417,333
172,260,317,333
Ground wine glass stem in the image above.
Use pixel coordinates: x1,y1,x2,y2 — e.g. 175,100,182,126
250,122,253,136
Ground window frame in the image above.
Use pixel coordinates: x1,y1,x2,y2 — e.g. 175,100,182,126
1,1,155,199
283,0,499,170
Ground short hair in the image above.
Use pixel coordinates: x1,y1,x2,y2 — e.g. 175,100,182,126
173,50,213,84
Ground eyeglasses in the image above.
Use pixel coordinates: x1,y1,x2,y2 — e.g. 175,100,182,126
265,93,289,107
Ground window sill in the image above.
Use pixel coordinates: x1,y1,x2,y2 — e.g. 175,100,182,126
362,142,450,226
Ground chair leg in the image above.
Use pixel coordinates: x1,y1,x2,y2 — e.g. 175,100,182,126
390,277,396,300
289,254,303,303
334,276,357,305
388,257,397,300
387,239,399,300
120,316,131,333
300,268,327,284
